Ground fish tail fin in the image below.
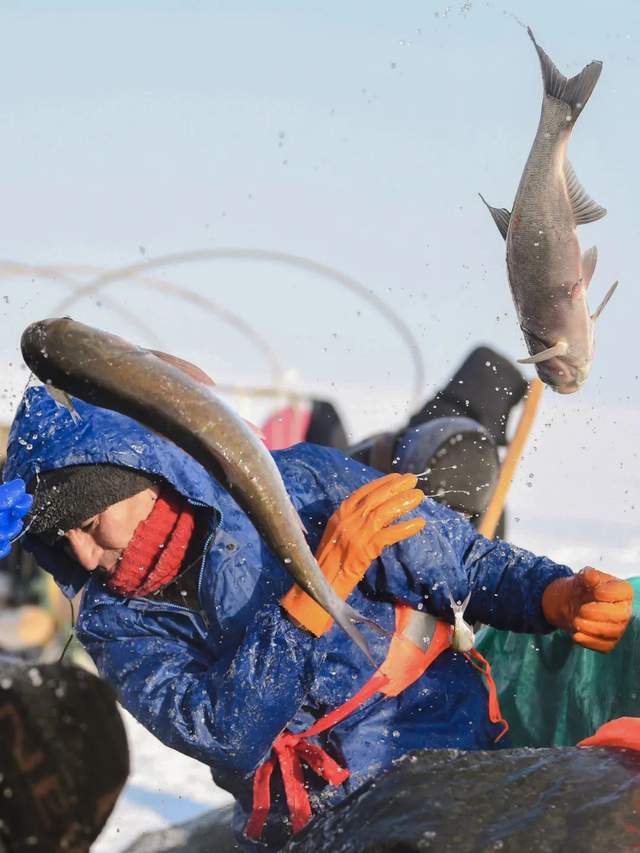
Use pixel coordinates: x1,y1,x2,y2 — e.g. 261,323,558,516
528,28,602,122
337,601,387,667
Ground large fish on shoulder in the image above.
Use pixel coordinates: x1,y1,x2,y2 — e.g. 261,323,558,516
21,317,380,662
480,29,617,394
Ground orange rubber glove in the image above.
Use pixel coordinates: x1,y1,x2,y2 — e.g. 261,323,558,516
542,567,633,653
281,473,426,636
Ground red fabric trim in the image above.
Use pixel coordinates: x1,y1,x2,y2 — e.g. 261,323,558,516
105,487,195,597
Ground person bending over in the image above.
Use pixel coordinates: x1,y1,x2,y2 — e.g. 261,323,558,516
4,384,632,850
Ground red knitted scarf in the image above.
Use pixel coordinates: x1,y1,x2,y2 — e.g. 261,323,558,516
105,487,195,597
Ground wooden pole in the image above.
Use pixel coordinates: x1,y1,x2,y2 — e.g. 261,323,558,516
477,378,544,540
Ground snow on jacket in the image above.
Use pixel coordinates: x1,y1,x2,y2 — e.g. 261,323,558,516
6,386,573,848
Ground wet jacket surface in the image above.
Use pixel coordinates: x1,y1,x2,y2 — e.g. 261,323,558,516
6,387,573,848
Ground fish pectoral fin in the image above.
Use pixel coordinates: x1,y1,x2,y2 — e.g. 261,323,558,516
564,161,607,225
518,340,569,364
591,280,619,322
44,384,81,423
478,193,511,240
581,246,598,287
341,601,387,665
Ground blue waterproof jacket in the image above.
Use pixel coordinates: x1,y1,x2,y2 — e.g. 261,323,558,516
6,387,572,848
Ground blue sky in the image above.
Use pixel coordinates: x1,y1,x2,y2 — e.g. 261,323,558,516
0,0,638,569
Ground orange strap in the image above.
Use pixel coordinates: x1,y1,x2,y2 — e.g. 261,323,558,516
464,648,509,743
378,607,453,697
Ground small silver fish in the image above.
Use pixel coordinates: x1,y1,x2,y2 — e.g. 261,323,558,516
481,29,617,394
44,382,80,424
448,590,474,653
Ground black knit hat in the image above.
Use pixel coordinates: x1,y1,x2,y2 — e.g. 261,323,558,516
27,464,159,540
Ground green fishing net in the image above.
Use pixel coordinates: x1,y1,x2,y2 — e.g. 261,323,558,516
476,577,640,747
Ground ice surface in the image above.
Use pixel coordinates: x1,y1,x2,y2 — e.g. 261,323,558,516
93,707,232,853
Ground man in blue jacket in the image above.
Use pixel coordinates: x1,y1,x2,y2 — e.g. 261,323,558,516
4,384,633,849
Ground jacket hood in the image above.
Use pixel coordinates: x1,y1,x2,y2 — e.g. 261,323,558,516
5,385,221,597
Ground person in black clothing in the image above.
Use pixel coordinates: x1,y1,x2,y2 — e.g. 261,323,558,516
308,347,528,534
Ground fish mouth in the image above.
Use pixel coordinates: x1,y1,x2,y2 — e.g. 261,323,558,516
536,358,587,393
521,327,587,393
554,381,580,395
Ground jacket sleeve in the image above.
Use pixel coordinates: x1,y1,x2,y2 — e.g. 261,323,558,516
77,601,324,775
286,447,573,636
371,509,574,634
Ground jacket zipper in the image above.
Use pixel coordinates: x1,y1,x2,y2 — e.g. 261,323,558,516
187,497,219,630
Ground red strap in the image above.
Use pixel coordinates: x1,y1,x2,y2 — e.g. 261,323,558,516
245,758,277,839
303,674,389,738
245,674,387,839
246,726,355,838
245,610,450,840
247,611,508,840
464,648,509,743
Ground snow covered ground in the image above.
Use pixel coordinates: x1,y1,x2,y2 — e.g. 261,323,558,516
93,709,232,853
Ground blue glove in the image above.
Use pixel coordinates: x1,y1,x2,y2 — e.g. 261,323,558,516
0,479,33,559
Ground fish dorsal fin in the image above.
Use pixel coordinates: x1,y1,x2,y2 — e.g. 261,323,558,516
581,246,598,287
564,161,607,225
591,280,619,321
147,349,215,386
518,340,569,364
479,193,511,240
528,28,602,121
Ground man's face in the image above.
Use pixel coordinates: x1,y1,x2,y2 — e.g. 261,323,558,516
63,486,159,573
